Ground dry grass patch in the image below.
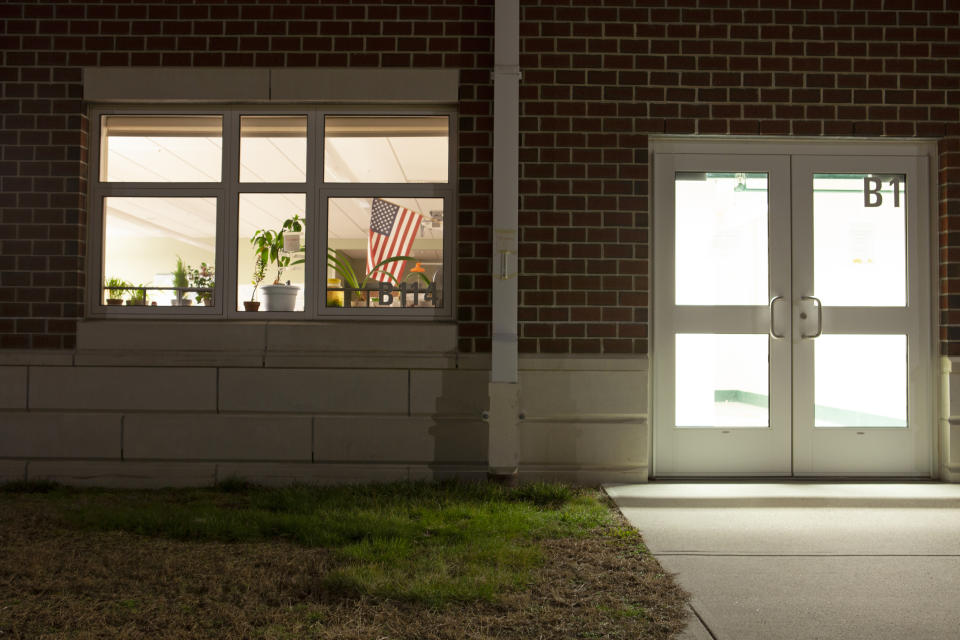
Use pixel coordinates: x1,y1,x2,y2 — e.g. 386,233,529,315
0,481,688,639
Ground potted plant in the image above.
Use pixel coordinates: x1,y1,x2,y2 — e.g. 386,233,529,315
104,277,128,306
251,214,304,312
126,284,148,306
171,256,189,306
187,262,215,306
244,254,266,312
326,250,426,307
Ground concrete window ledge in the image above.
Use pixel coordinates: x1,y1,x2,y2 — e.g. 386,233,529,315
66,319,460,369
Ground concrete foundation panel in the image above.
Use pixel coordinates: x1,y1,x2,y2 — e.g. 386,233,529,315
215,462,435,486
29,366,216,411
520,370,647,417
409,369,489,416
315,416,487,463
27,461,217,488
219,368,408,414
0,367,27,409
519,421,648,466
0,460,27,484
124,414,312,461
0,413,121,459
265,322,458,354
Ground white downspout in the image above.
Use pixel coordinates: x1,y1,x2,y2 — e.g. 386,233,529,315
485,0,522,481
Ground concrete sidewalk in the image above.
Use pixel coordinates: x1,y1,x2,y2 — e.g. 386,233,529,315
605,482,960,640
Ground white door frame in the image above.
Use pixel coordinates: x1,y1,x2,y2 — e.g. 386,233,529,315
649,136,940,478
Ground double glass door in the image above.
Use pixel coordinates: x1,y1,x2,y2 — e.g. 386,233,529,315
652,146,932,476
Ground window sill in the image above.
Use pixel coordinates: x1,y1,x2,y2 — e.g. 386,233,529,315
71,319,459,369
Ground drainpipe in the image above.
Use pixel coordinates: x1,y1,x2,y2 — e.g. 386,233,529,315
485,0,522,482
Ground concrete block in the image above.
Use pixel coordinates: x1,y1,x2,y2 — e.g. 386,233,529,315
271,68,459,104
219,368,407,414
951,421,960,469
75,351,263,368
29,366,217,412
0,351,73,366
265,353,455,370
76,320,267,352
28,461,216,488
409,369,489,416
0,413,121,459
214,462,420,486
519,355,648,371
265,321,457,354
519,420,648,466
84,67,269,101
0,460,26,484
0,367,27,409
314,416,486,463
519,465,649,485
520,369,647,417
124,414,312,461
949,371,960,419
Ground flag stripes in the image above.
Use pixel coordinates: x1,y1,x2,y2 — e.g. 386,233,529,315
367,198,422,283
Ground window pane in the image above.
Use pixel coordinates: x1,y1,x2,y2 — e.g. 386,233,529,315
675,172,769,306
100,115,222,182
102,197,216,307
813,173,906,307
327,197,443,309
324,116,449,183
240,116,307,183
238,194,306,312
815,334,907,427
675,333,769,427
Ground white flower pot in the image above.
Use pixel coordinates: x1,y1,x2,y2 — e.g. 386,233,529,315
260,284,299,311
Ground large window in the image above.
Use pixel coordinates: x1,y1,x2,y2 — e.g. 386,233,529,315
90,109,454,318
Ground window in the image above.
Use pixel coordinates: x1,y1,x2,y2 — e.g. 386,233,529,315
90,109,455,318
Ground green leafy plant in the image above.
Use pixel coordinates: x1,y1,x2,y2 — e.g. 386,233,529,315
250,254,267,302
103,277,128,302
172,256,189,293
251,215,304,284
187,262,215,305
127,285,148,305
326,250,428,292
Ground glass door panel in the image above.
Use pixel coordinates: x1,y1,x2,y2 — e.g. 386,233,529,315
675,173,769,306
792,155,930,476
813,173,906,307
653,153,791,476
814,334,907,427
676,333,769,427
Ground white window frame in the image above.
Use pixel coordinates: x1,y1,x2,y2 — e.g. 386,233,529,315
85,105,457,321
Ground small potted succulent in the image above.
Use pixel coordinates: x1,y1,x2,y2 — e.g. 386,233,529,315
244,254,266,312
251,214,303,312
187,262,215,306
104,277,128,306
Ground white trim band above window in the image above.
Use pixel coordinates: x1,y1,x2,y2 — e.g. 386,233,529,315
83,68,461,104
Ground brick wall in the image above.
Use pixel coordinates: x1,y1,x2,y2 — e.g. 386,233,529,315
1,0,958,355
942,136,960,354
518,0,960,355
0,0,496,351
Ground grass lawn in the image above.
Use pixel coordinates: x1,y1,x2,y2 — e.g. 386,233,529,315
0,479,688,639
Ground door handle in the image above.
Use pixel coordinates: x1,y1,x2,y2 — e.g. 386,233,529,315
769,296,785,340
800,296,823,338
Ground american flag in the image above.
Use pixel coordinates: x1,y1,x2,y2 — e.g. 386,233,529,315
367,197,423,283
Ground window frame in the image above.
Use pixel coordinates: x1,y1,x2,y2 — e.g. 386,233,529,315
86,104,457,321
